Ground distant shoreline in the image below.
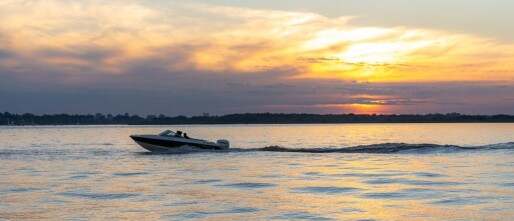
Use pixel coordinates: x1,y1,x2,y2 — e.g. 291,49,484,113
1,112,514,126
2,122,514,127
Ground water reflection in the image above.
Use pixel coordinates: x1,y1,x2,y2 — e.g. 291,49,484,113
0,124,513,219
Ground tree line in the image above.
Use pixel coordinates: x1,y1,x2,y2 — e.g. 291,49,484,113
1,112,514,125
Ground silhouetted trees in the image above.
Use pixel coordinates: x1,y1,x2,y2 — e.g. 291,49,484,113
1,112,513,125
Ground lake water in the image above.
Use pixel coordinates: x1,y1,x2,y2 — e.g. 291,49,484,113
1,124,513,220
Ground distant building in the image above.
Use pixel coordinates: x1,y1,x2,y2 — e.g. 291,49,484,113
203,112,210,117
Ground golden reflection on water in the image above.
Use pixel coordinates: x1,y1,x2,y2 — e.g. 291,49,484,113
1,124,513,220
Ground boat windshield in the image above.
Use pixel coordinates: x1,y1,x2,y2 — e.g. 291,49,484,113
158,130,176,137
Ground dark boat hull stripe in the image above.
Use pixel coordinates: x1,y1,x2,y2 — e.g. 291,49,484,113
131,136,223,150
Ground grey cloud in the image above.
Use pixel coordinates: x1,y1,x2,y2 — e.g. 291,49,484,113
2,67,514,115
0,49,14,59
1,40,513,115
35,47,121,63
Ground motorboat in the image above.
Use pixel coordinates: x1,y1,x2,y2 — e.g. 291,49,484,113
130,130,230,152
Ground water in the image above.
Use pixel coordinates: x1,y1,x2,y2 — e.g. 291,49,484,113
1,123,513,220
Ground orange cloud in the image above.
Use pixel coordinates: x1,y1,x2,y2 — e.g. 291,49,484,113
0,0,513,84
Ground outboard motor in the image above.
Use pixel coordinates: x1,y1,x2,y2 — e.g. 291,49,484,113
216,139,230,149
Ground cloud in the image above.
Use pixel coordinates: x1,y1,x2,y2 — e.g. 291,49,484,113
0,0,513,114
1,63,513,115
2,0,514,82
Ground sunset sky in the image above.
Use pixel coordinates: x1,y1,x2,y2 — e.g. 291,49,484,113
1,0,513,115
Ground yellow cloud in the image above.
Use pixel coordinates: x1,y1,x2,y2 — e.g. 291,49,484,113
0,0,513,83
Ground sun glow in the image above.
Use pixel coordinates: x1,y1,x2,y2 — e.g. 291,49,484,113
302,28,395,51
335,41,433,64
312,103,385,114
0,0,513,83
348,103,383,114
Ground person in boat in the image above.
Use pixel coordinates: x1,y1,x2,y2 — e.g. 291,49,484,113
175,131,183,137
183,133,190,139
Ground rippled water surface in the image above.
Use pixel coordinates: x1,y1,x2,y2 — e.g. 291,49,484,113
1,124,514,220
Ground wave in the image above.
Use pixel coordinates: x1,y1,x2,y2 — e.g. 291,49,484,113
247,142,514,154
141,142,514,155
29,142,114,147
2,142,513,156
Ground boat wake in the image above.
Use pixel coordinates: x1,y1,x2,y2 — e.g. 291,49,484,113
247,142,514,154
3,142,512,157
142,142,514,154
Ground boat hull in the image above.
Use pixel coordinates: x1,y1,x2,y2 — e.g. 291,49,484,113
130,135,225,152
